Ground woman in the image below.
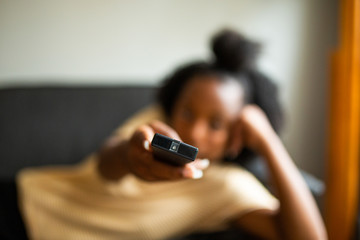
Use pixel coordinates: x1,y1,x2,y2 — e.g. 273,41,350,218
18,30,327,239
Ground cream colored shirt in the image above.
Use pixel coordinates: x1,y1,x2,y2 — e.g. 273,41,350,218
17,105,279,240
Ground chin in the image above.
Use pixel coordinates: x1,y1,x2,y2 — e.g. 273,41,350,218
198,152,222,163
204,156,222,164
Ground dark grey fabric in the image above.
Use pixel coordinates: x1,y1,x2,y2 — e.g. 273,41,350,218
0,179,28,239
0,86,156,178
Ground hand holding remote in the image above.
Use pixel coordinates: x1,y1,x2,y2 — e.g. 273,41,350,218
151,133,198,166
124,120,209,181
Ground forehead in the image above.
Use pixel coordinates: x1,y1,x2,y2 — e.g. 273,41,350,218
178,74,244,117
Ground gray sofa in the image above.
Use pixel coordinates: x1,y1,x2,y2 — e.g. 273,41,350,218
0,86,157,239
0,85,324,240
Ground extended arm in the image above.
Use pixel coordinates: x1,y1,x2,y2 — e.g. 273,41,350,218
97,121,208,181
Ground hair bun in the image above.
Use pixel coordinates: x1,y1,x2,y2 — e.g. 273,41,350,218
211,29,260,72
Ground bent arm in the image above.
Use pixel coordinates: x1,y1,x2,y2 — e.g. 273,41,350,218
259,131,327,239
233,106,327,240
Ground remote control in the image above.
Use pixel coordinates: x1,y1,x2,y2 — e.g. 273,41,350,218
151,133,198,166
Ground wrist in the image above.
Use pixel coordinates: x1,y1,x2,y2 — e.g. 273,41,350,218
120,140,131,173
97,138,130,181
257,129,282,157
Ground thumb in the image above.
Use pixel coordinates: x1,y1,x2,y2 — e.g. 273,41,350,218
132,125,156,152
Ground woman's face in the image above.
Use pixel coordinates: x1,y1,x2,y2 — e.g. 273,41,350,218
170,74,244,163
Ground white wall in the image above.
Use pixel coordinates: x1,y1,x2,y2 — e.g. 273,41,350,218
0,0,338,179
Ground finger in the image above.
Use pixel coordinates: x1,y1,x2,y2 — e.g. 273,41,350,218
141,153,185,180
188,158,210,170
149,162,184,180
182,164,204,179
132,125,156,152
148,120,182,141
143,152,204,180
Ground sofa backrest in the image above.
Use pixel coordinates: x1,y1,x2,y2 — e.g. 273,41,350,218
0,86,156,179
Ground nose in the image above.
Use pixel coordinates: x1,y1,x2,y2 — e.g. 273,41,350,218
189,119,208,147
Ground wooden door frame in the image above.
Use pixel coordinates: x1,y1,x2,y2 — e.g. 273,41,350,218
325,0,360,239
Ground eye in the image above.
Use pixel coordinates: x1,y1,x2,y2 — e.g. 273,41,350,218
209,118,224,130
181,108,194,122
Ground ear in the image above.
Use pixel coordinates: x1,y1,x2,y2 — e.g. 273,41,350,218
226,116,244,159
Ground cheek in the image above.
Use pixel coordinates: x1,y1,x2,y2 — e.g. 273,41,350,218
170,113,187,136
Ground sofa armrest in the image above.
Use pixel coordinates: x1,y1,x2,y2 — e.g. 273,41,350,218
0,179,28,240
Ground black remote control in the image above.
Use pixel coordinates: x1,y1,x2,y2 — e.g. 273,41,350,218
151,133,198,166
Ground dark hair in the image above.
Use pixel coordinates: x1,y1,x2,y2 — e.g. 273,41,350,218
157,61,251,118
212,29,260,72
157,28,284,163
